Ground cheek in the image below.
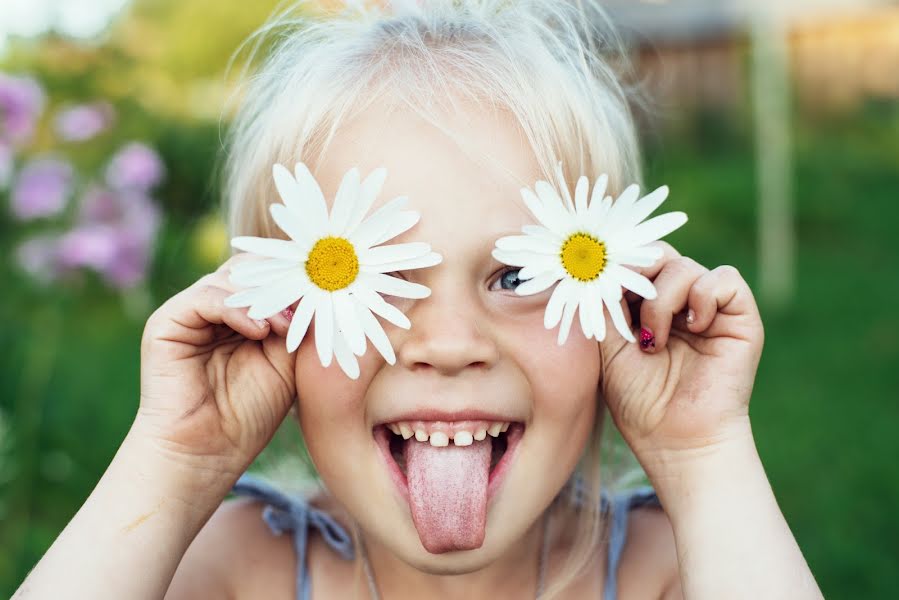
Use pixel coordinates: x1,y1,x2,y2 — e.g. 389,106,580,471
506,312,600,465
294,338,373,477
508,311,601,418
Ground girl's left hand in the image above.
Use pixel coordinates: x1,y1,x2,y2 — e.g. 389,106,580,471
598,241,765,467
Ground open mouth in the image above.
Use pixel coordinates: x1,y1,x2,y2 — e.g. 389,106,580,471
372,419,525,505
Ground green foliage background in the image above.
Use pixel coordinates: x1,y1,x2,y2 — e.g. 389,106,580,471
1,3,897,597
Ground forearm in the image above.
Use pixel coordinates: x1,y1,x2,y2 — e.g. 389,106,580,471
645,421,823,600
13,420,234,600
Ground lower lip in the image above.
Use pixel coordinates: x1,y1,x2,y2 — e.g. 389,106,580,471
372,424,525,507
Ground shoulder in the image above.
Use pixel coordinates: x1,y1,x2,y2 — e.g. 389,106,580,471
166,496,295,600
616,494,683,600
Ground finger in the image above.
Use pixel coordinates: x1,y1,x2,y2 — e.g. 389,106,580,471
596,242,682,346
622,241,682,286
270,306,297,339
684,265,760,335
259,322,299,391
639,256,709,352
152,282,272,347
220,252,295,339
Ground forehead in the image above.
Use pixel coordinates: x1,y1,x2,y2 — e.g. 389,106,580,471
313,98,540,252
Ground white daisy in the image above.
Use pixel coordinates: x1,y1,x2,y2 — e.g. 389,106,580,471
492,165,687,345
224,162,442,379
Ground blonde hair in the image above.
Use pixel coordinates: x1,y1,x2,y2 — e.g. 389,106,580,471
221,1,648,597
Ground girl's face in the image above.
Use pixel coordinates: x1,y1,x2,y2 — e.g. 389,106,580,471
293,98,600,573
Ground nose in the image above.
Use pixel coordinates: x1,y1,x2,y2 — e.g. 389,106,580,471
396,278,499,375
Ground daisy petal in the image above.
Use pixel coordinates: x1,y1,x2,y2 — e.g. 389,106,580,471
346,167,387,235
371,211,420,247
518,260,563,281
600,276,635,343
588,174,609,215
351,196,409,249
359,272,431,299
588,285,607,341
330,167,360,236
606,263,658,300
544,277,575,329
333,289,367,356
492,248,545,267
574,175,589,217
610,184,641,220
355,299,396,364
607,246,664,268
623,185,670,229
521,187,563,233
231,236,306,261
535,181,572,230
246,274,313,320
624,211,688,248
596,196,613,222
314,294,335,367
229,259,299,287
515,271,560,296
557,295,578,345
362,252,442,274
553,161,575,212
353,286,411,329
577,286,593,340
332,332,361,380
286,290,319,352
494,235,558,255
223,287,267,308
521,224,562,244
270,203,315,249
272,164,305,215
294,162,329,230
360,242,431,266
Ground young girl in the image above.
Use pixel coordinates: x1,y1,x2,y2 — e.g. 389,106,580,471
14,1,823,598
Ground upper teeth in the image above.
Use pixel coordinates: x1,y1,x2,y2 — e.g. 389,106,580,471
385,420,512,447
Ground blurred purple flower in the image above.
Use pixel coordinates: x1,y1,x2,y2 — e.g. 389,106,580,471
0,142,11,189
54,101,116,142
0,73,45,146
102,232,155,288
78,185,161,241
105,142,165,192
15,234,62,282
57,225,119,271
57,185,162,288
10,158,74,220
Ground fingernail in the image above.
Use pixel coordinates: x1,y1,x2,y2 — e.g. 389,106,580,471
255,319,269,329
639,327,655,351
686,309,695,324
281,307,294,322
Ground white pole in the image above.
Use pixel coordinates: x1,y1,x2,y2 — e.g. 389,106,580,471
750,11,795,309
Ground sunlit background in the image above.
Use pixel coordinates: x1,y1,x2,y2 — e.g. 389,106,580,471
1,1,897,597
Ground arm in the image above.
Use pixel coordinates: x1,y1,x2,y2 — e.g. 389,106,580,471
595,244,823,599
12,420,235,600
14,254,298,599
648,420,822,600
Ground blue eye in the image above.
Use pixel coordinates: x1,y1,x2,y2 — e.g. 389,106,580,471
494,267,523,291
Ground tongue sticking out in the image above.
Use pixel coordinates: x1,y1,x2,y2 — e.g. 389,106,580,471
404,436,492,554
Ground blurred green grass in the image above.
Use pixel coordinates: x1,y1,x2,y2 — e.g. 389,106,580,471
1,95,897,599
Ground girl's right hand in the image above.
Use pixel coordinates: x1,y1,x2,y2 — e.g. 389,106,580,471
135,253,298,485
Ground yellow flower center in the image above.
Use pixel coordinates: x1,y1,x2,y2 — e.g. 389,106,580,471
560,232,606,282
305,237,359,291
